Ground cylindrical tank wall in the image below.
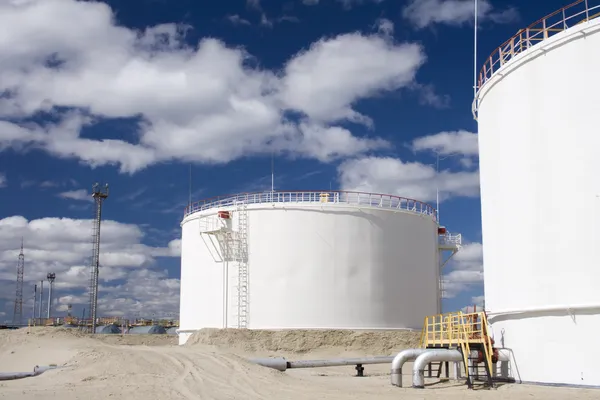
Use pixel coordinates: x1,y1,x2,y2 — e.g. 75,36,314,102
179,203,440,345
477,18,600,386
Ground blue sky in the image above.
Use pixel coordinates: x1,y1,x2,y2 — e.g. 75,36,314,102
0,0,570,323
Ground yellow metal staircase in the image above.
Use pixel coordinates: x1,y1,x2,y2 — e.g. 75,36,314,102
420,310,496,388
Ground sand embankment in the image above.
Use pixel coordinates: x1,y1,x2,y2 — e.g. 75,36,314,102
0,327,596,399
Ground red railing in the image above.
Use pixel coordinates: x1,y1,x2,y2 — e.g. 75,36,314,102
184,190,437,221
478,0,600,89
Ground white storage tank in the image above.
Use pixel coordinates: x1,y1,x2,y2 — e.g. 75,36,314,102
178,191,461,345
475,1,600,387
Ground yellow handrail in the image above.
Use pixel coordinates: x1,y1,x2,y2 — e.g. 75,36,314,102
420,311,495,378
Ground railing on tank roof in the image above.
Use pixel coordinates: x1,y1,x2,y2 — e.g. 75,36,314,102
477,0,600,90
184,190,437,221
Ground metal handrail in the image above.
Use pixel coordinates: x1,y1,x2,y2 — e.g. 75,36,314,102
439,232,462,246
477,0,600,91
184,190,437,221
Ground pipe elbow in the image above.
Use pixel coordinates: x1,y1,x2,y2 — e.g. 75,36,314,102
412,350,463,389
391,349,432,387
391,350,412,371
497,348,510,362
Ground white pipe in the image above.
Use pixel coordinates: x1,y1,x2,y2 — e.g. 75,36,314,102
175,329,198,336
288,356,394,369
0,365,58,381
413,350,463,388
497,348,509,362
487,304,600,317
390,348,435,387
251,356,394,372
251,357,288,371
453,360,462,380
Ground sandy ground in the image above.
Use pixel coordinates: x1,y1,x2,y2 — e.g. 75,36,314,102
0,327,597,399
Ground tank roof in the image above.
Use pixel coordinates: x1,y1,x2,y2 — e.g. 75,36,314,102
94,324,121,334
128,325,168,334
477,0,600,90
183,190,437,221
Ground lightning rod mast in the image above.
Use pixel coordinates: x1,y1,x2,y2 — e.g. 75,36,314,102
89,183,109,334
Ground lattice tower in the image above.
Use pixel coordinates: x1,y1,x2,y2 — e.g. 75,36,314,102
12,239,25,325
89,183,109,333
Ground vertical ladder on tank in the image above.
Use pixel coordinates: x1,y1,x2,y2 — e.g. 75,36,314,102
236,202,249,329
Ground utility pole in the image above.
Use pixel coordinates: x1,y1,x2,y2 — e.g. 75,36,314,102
89,183,109,334
12,239,25,325
38,280,44,320
32,284,37,323
47,273,56,319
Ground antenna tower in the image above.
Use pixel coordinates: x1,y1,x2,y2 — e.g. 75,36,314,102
12,239,25,325
88,183,109,333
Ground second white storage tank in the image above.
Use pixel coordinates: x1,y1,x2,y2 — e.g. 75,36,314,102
178,191,461,345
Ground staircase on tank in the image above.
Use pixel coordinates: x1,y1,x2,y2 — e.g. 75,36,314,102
420,309,496,389
197,204,250,329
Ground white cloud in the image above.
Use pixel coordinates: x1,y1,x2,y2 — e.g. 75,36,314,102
411,130,478,156
441,242,484,298
280,33,424,125
303,0,384,7
58,189,92,202
403,0,519,29
0,172,6,188
460,296,485,313
246,0,262,10
0,216,181,319
276,123,390,161
338,156,479,203
338,0,385,9
40,180,60,188
413,83,451,109
21,179,78,189
0,0,426,174
411,130,479,171
226,15,251,26
375,18,394,36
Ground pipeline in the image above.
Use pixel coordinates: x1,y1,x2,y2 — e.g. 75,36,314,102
411,349,511,388
250,356,394,376
0,365,58,381
390,348,435,387
412,350,464,388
